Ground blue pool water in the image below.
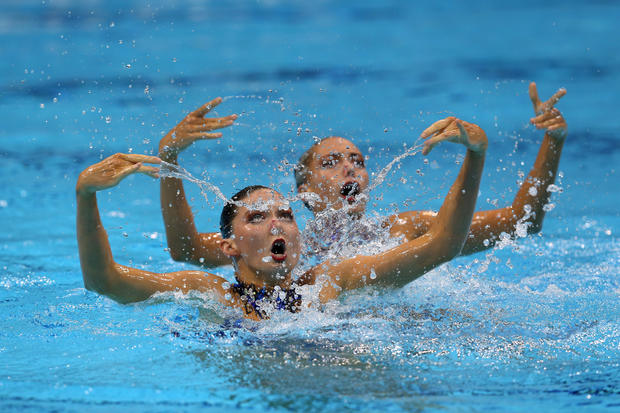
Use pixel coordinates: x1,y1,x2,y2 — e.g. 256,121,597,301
1,0,619,411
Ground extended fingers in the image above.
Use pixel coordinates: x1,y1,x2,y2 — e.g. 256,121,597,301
420,117,456,139
187,117,236,131
187,132,223,140
422,130,459,155
542,88,566,111
118,162,143,179
529,82,541,113
136,164,160,179
118,153,161,164
530,108,561,123
193,97,223,117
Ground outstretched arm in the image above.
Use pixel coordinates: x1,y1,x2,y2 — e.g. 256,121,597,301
390,83,567,255
459,82,567,255
76,154,226,304
312,119,487,300
159,97,237,267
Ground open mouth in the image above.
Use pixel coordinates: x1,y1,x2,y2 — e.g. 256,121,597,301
340,181,360,204
270,239,287,262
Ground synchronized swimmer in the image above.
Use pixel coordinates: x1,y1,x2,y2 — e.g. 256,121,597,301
76,82,567,320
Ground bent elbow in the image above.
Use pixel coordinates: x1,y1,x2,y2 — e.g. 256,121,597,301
168,248,186,262
443,242,464,262
432,240,463,266
82,272,111,297
528,221,543,235
168,244,195,263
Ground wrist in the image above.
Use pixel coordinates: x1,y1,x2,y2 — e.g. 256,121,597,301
467,146,486,159
75,184,96,198
158,146,179,163
545,130,567,142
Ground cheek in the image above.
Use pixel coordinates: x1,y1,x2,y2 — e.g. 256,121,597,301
359,169,370,184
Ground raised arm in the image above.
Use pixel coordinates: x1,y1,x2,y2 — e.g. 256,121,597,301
76,153,226,304
159,98,237,268
459,82,567,255
390,83,567,255
311,119,487,299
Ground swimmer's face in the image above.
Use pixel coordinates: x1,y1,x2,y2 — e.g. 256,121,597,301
222,189,301,287
299,137,369,215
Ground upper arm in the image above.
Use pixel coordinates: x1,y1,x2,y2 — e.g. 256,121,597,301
320,229,451,292
388,210,436,241
173,232,232,268
103,264,227,304
460,206,518,255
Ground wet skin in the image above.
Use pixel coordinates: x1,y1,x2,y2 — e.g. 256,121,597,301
160,84,567,266
298,137,370,215
220,189,301,289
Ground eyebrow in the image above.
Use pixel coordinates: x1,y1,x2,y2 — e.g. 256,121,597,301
321,150,362,158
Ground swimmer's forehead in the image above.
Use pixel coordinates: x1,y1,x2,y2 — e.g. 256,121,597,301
312,137,363,158
238,189,291,211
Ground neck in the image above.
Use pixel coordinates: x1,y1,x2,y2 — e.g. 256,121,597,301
233,267,292,292
313,206,363,228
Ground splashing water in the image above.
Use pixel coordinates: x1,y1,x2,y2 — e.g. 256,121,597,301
159,140,428,270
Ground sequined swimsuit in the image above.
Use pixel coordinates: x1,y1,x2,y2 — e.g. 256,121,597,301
231,282,302,319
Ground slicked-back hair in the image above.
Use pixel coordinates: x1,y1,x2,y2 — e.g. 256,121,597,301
220,185,271,239
294,144,318,189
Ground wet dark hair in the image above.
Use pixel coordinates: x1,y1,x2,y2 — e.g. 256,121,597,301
220,185,271,239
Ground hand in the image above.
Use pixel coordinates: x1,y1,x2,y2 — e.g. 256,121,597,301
76,153,160,195
529,82,567,140
420,117,488,156
158,97,238,161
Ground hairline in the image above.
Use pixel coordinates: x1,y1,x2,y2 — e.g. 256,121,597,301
294,136,360,189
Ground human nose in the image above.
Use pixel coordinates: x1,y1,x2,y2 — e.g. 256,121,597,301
270,219,283,235
342,158,356,176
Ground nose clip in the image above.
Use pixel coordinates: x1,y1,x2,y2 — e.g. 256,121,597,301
270,225,282,236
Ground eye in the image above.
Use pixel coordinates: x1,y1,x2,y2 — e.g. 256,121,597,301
351,155,365,168
248,212,265,223
321,157,337,168
278,210,294,221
